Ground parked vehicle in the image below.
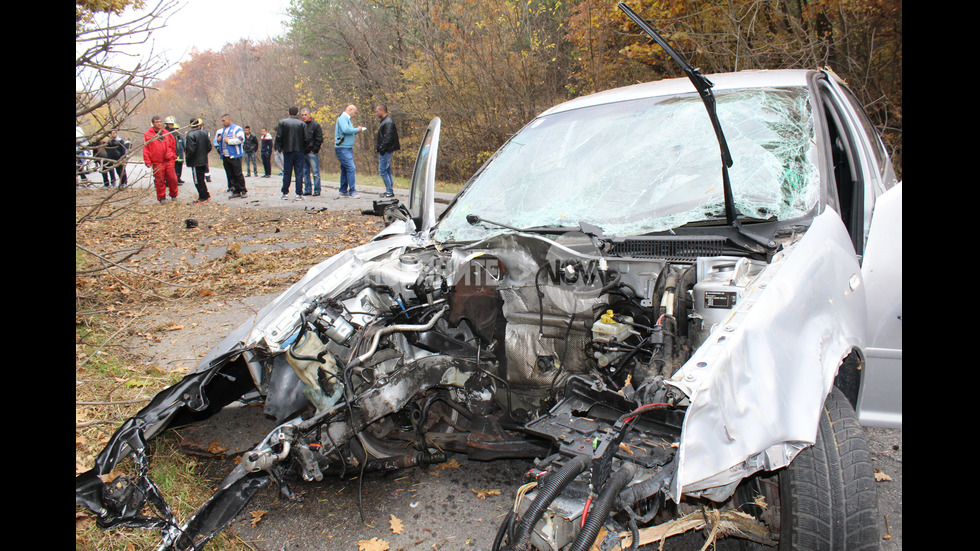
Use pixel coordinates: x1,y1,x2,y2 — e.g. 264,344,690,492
75,6,900,550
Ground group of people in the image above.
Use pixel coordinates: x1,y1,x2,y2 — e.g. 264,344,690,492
139,104,400,205
273,103,400,201
84,130,131,188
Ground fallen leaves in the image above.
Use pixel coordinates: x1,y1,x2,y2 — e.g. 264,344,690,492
249,510,267,527
472,488,501,499
357,537,390,551
389,514,404,534
874,469,893,482
433,458,461,473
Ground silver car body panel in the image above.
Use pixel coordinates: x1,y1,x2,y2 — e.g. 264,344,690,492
856,182,902,427
665,209,867,501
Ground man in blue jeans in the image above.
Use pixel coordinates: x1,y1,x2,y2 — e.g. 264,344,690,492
300,108,324,195
274,106,307,200
374,104,400,197
334,105,366,198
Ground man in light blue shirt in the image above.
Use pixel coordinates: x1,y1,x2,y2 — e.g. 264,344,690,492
334,105,366,198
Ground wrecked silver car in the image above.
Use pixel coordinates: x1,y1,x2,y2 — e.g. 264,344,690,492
76,9,901,550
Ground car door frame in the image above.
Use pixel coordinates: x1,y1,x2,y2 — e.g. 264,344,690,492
406,117,441,234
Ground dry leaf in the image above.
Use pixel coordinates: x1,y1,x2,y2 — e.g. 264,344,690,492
434,458,461,471
389,514,404,534
357,537,390,551
874,470,893,482
472,488,502,499
206,440,228,455
249,510,267,527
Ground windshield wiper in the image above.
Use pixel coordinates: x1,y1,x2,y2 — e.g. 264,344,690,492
675,214,776,229
465,214,605,238
617,2,775,254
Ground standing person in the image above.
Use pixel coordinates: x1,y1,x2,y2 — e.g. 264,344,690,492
76,126,91,184
300,108,324,196
334,104,366,198
260,128,274,178
105,130,128,187
142,116,179,203
243,126,259,177
274,106,307,200
164,117,185,184
214,114,248,198
272,129,284,175
374,104,400,198
183,118,213,203
94,137,115,187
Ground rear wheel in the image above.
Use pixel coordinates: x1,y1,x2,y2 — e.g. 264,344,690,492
740,386,879,550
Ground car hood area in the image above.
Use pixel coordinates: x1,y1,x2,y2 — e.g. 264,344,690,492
76,202,872,548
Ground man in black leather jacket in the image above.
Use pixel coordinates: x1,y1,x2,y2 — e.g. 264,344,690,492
375,104,401,198
301,108,325,196
274,106,307,200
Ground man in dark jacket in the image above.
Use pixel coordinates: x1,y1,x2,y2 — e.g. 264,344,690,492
375,104,401,197
100,130,128,187
275,106,307,200
183,118,214,203
243,126,260,177
300,108,325,196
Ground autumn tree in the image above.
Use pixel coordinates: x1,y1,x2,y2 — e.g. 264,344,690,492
565,0,902,177
138,38,303,136
76,0,177,160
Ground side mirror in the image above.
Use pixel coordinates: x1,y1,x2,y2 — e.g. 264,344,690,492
361,197,408,226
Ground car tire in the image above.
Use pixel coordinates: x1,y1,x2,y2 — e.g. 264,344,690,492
733,386,878,551
776,386,879,550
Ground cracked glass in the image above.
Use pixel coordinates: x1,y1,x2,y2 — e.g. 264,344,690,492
435,87,818,242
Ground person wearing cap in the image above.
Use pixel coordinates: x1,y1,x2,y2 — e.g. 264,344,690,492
214,113,249,198
142,115,179,202
184,118,213,203
164,116,186,184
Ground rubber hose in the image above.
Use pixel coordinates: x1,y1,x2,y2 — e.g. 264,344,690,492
568,464,637,551
508,454,590,550
493,510,515,551
616,458,675,508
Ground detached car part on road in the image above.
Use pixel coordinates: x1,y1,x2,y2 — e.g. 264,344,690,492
76,7,901,550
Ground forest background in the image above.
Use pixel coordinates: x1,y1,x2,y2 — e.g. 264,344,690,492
96,0,902,185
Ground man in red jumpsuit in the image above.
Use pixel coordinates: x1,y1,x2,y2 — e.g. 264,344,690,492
143,116,179,202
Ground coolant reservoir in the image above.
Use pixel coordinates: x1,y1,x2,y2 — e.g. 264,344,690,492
286,331,344,413
591,310,636,343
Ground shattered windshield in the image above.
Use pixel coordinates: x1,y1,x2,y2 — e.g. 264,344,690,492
434,87,818,242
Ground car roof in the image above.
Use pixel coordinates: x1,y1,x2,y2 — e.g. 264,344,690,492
539,69,817,117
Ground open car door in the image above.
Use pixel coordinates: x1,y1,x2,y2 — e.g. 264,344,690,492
407,117,440,234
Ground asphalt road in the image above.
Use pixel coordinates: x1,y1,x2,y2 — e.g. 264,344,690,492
113,160,459,211
118,162,902,550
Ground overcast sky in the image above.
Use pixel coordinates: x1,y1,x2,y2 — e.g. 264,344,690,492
118,0,293,77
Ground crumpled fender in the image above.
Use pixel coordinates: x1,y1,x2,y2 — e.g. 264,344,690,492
75,227,423,545
666,210,867,501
